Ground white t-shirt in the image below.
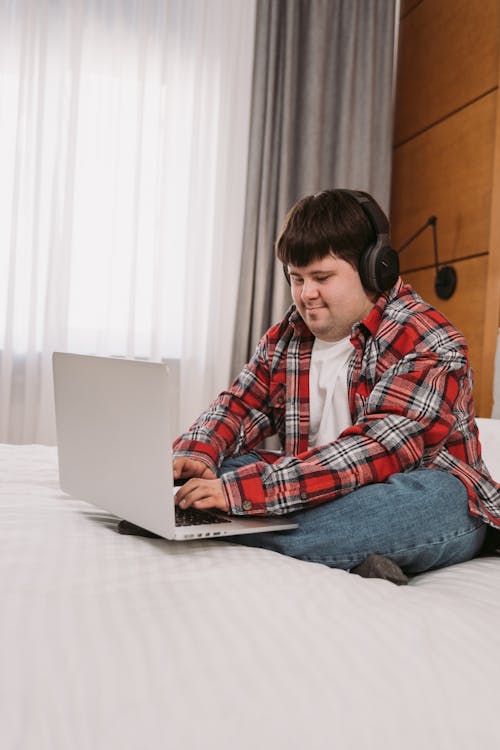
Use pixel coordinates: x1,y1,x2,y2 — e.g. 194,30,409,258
308,335,354,449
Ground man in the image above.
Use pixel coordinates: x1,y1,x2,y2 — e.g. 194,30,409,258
173,189,500,583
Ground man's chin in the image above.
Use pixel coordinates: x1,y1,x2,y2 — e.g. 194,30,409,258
303,309,325,324
304,319,346,342
307,323,331,339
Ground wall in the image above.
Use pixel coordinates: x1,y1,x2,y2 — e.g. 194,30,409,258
390,0,500,416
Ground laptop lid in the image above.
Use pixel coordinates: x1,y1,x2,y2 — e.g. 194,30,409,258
53,352,178,537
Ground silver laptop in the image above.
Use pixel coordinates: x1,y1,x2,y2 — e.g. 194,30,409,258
52,352,298,540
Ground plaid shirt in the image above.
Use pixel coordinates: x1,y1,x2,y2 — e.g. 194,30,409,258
173,280,500,525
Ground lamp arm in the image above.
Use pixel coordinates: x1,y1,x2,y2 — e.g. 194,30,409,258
397,216,436,254
396,215,457,300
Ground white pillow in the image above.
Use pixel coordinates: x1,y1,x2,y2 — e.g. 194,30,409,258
476,417,500,481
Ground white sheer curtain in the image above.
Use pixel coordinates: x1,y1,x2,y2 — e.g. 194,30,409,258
0,0,256,444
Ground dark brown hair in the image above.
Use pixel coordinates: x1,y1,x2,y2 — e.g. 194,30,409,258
275,189,376,270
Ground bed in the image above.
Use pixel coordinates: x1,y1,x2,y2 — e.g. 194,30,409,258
1,418,499,750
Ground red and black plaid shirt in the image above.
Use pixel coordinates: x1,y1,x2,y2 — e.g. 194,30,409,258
173,280,500,524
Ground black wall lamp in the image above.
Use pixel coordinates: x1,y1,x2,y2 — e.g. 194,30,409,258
397,215,457,300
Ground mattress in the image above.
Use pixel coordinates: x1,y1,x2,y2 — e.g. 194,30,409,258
1,438,500,750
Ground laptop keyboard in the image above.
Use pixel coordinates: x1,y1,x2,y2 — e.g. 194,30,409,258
175,506,231,527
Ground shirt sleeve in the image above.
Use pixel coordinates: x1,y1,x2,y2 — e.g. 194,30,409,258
222,346,469,516
172,334,278,471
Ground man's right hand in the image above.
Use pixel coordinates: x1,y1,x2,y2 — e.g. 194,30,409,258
173,456,216,481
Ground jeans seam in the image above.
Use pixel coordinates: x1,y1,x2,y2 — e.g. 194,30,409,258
300,523,485,568
384,522,485,557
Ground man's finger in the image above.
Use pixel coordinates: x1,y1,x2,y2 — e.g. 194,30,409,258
175,478,227,512
172,458,190,478
175,478,206,506
173,458,215,480
192,498,217,510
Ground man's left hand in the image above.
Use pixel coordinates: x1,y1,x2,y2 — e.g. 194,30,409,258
175,478,229,513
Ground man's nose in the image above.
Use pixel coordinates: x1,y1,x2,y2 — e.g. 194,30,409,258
301,279,319,300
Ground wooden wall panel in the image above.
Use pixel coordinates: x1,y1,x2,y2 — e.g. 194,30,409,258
481,52,500,417
400,0,422,18
391,93,496,270
391,0,500,416
394,0,499,145
402,256,487,414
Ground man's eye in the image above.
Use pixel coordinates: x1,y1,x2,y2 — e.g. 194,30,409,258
316,276,330,282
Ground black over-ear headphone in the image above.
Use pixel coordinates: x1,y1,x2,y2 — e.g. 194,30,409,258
338,189,399,293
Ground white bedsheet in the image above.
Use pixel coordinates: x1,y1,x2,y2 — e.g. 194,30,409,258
1,442,500,750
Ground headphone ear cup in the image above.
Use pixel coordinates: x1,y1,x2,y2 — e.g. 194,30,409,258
359,243,399,293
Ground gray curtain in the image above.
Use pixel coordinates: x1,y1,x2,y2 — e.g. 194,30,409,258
231,0,397,376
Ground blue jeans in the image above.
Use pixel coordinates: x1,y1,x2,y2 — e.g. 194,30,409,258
220,454,486,574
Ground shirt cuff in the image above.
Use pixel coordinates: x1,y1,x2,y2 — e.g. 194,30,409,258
221,468,269,516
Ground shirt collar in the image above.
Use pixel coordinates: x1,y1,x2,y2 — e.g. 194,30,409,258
351,278,403,342
289,305,309,334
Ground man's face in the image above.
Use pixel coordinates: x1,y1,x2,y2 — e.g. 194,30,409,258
288,253,376,342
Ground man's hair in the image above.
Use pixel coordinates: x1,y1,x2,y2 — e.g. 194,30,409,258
275,189,377,270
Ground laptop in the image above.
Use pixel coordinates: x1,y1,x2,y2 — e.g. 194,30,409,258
52,352,298,540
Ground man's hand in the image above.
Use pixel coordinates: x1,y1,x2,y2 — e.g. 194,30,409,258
175,478,229,513
173,456,216,481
